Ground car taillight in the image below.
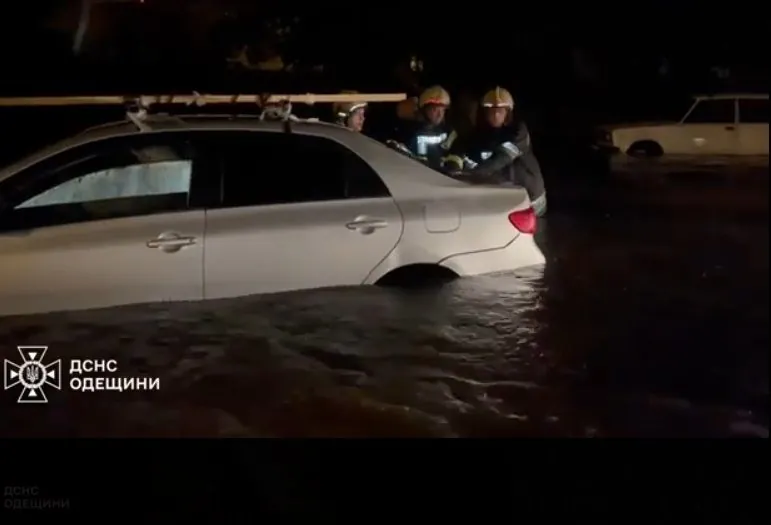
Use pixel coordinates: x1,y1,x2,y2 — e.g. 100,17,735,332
508,207,536,234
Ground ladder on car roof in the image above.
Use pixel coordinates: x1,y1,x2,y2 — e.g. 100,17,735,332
0,92,407,132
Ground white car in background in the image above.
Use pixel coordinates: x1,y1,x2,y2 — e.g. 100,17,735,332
595,93,769,159
0,115,544,317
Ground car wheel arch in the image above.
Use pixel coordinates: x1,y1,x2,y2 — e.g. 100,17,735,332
374,263,458,288
627,140,664,158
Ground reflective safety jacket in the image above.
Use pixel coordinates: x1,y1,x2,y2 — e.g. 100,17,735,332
393,120,458,171
451,119,546,201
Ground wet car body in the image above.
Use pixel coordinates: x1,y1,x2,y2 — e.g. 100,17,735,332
0,115,544,317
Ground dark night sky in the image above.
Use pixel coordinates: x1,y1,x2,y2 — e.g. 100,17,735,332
0,1,765,162
0,1,766,97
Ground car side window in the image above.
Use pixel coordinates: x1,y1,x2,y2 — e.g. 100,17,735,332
684,99,736,124
17,160,191,209
0,133,196,232
217,131,390,208
739,99,769,123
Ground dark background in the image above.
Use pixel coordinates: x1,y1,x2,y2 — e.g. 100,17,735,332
1,2,767,103
0,1,767,170
2,439,767,519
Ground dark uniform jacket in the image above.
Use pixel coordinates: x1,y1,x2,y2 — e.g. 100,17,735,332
393,119,458,171
452,119,546,201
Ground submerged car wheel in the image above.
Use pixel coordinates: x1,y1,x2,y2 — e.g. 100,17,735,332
376,264,458,288
627,140,664,158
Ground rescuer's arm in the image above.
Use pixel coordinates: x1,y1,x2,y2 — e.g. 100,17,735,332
440,129,458,152
385,121,420,158
438,130,464,172
470,122,531,177
444,131,488,172
386,139,417,158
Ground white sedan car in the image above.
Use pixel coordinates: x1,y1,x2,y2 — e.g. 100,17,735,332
595,93,769,159
0,115,545,317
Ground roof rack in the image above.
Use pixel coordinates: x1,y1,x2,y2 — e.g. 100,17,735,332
0,91,407,133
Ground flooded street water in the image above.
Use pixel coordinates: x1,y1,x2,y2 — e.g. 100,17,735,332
1,160,768,438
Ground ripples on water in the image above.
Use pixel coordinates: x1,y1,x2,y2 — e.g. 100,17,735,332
0,164,768,438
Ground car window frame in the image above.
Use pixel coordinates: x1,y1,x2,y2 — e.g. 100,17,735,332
737,98,770,124
205,129,392,210
0,130,218,234
681,98,738,125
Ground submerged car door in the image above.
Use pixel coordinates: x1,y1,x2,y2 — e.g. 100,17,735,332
680,98,738,155
737,98,770,155
0,132,208,317
203,129,403,299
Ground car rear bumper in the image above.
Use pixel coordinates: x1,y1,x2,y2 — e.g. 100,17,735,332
438,234,546,277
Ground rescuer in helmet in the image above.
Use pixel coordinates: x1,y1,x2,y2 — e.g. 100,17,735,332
388,85,458,171
446,87,547,216
332,91,368,132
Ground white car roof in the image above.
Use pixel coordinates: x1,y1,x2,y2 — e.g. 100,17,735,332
693,93,768,101
0,115,470,197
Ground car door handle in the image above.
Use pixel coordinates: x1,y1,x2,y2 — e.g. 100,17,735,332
345,218,388,231
146,233,197,252
725,126,735,131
